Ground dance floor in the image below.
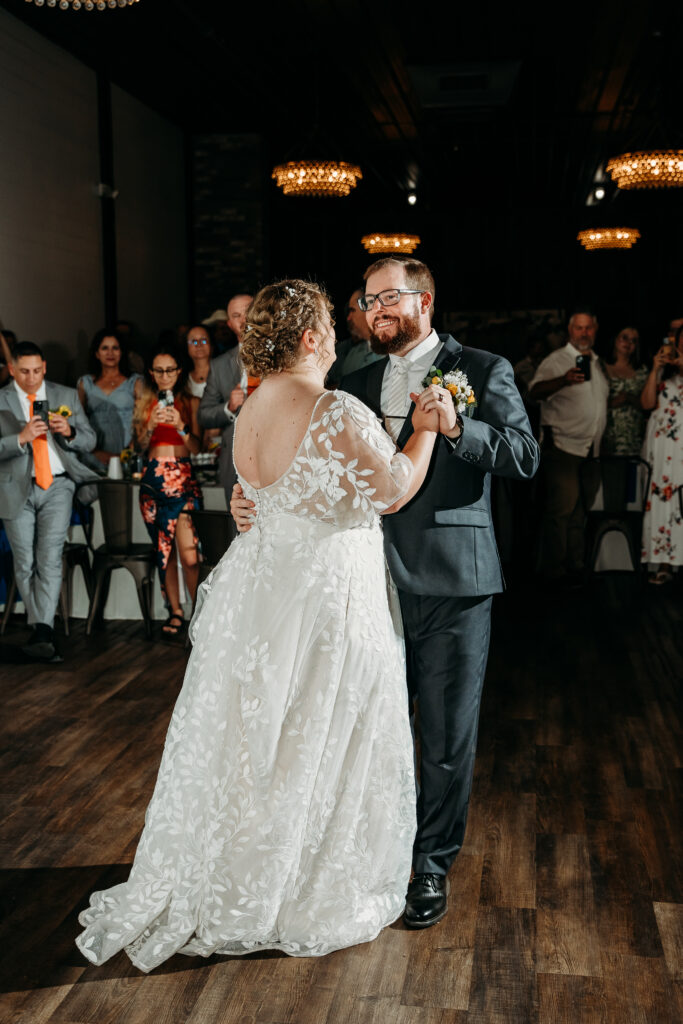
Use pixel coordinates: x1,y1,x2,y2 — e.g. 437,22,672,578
0,577,681,1023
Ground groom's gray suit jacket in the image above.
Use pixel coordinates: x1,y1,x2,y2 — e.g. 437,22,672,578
342,334,539,597
0,381,97,520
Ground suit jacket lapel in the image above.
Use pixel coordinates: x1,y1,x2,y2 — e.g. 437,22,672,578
395,334,462,449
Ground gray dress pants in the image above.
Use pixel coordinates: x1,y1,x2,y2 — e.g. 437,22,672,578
3,476,74,627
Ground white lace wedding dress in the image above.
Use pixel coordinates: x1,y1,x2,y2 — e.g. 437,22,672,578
76,390,417,971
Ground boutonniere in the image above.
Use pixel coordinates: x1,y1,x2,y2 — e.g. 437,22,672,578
49,405,72,418
421,366,477,417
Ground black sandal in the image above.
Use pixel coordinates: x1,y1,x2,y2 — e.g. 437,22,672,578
162,612,185,636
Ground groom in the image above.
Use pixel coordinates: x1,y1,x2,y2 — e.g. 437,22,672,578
342,257,539,926
233,257,539,928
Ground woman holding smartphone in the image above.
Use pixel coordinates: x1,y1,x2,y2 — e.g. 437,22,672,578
133,342,202,635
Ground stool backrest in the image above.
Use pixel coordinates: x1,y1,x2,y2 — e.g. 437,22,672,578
96,480,134,552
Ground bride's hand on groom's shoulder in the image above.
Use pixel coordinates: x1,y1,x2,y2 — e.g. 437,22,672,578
230,483,255,532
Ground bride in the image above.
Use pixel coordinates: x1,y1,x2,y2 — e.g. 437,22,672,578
76,279,438,971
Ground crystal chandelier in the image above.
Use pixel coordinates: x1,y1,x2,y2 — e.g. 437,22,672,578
271,161,362,198
577,228,641,251
606,150,683,189
26,0,139,7
361,233,421,254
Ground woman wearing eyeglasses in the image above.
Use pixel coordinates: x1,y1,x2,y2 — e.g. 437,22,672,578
133,341,202,636
184,323,221,451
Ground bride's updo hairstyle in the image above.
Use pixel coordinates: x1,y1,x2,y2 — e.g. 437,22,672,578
240,279,333,378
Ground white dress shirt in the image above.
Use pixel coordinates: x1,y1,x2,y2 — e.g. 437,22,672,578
529,342,609,456
14,380,67,477
381,329,443,441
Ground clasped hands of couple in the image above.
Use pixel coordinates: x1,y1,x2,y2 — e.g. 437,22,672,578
18,411,73,445
231,381,460,524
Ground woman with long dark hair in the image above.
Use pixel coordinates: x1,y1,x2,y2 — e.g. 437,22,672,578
133,341,202,635
77,328,142,469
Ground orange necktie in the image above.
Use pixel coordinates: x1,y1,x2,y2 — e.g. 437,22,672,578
28,394,53,490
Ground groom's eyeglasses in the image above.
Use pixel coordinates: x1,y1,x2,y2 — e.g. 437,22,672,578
357,289,424,312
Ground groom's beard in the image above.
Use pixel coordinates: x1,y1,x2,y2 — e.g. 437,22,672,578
369,309,423,355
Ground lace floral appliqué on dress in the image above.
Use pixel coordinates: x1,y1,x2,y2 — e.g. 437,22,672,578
76,391,416,971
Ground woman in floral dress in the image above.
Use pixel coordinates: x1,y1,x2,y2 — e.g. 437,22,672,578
640,328,683,584
133,342,203,633
602,326,649,456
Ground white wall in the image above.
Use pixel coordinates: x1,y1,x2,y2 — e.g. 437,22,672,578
0,8,102,381
112,85,187,341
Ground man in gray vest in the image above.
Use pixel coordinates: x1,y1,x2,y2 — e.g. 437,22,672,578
0,341,96,661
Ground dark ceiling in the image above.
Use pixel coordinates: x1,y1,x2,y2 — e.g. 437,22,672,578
3,0,683,330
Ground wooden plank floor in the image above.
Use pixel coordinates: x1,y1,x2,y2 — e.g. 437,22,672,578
0,576,681,1024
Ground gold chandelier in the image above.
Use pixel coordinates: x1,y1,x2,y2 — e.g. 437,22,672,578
361,233,421,254
577,228,641,251
271,161,362,198
606,150,683,189
26,0,139,7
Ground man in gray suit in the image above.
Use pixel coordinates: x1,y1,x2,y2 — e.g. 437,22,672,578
0,341,96,661
197,293,252,503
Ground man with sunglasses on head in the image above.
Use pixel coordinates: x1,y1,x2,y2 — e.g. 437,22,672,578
231,256,538,930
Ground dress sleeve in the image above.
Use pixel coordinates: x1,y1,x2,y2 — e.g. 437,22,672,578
309,391,413,513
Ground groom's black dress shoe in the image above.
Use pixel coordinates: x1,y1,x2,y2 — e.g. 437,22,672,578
403,873,450,929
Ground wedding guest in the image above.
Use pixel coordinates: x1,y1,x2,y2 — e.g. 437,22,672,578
185,323,220,452
528,310,609,583
602,326,648,456
197,293,253,502
133,342,202,637
328,288,382,388
640,326,683,585
185,324,213,400
77,329,142,471
0,341,96,661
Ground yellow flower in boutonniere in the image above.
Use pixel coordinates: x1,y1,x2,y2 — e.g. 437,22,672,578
120,447,133,462
421,366,478,417
49,405,72,418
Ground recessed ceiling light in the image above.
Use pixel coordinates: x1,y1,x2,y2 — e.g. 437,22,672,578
407,193,417,205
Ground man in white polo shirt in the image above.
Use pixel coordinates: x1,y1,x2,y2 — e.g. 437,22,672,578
528,310,609,582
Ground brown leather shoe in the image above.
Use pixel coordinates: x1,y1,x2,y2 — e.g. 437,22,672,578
403,873,450,929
